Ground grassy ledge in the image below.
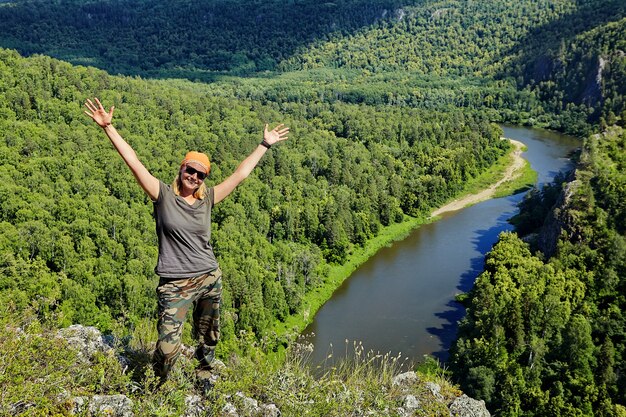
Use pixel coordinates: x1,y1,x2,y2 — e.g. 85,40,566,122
493,157,536,198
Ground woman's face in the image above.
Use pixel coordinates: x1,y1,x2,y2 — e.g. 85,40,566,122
180,162,207,192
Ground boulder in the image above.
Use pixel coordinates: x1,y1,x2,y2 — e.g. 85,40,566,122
449,394,490,417
72,394,134,417
58,325,114,360
392,371,419,388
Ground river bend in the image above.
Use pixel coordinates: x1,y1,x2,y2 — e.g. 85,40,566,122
302,125,580,367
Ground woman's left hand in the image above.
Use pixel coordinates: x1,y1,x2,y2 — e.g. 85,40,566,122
264,123,289,146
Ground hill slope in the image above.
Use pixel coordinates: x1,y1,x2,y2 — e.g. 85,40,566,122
0,47,507,342
2,0,624,133
450,127,626,415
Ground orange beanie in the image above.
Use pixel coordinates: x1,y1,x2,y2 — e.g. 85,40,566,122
181,151,211,174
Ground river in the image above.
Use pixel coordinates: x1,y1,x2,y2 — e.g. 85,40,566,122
302,125,580,368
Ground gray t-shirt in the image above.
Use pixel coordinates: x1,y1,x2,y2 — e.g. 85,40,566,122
153,181,219,278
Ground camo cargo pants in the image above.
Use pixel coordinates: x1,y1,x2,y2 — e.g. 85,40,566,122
152,267,222,380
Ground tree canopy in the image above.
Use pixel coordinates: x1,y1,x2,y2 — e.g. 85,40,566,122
1,0,626,413
451,127,626,415
0,48,507,350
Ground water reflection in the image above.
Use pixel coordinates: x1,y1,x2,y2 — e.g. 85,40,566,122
304,126,580,369
426,195,522,361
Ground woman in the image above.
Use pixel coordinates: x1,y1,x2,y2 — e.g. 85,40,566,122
84,97,289,381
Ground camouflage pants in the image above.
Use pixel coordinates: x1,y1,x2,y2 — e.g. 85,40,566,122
152,268,222,380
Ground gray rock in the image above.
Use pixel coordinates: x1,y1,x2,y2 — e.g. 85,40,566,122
57,324,129,370
391,371,419,388
449,394,490,417
260,403,281,417
68,394,135,417
58,325,114,360
403,394,421,411
425,382,444,400
183,395,206,417
70,396,88,415
235,391,260,414
219,394,281,417
222,402,239,417
90,395,134,417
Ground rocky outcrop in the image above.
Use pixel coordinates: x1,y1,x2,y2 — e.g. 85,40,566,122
51,326,134,416
581,55,605,106
537,170,578,257
72,395,134,417
50,325,280,417
450,394,490,417
47,327,491,417
392,371,490,417
57,324,130,370
57,325,116,359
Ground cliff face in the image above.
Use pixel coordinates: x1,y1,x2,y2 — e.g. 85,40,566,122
537,170,580,257
531,53,605,107
519,17,626,131
536,128,622,257
579,55,605,107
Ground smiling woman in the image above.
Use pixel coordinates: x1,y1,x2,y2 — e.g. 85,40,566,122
174,151,211,204
83,97,289,386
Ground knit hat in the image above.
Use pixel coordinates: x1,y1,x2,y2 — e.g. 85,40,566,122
181,151,211,174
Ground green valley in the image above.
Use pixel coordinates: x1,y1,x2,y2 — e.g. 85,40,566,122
0,0,625,414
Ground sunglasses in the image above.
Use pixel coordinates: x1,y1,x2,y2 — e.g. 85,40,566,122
184,165,207,180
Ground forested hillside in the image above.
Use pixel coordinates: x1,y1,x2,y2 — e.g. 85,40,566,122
512,17,626,134
450,127,626,415
2,0,626,415
0,48,507,348
281,1,626,133
1,0,625,134
0,0,412,76
1,0,622,78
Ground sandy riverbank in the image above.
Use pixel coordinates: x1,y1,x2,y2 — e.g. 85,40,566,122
430,139,526,217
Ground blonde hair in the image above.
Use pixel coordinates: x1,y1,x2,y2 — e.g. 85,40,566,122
172,173,208,200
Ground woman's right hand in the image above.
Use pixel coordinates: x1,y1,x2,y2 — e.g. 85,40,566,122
84,97,114,128
83,97,160,201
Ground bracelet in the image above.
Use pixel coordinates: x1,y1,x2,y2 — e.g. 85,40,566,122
260,139,271,149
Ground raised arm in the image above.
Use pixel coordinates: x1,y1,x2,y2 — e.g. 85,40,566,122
84,98,160,201
214,123,289,204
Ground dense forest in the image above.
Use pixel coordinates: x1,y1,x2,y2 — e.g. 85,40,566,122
1,0,626,415
1,0,625,134
0,47,507,348
0,0,413,75
451,127,626,415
